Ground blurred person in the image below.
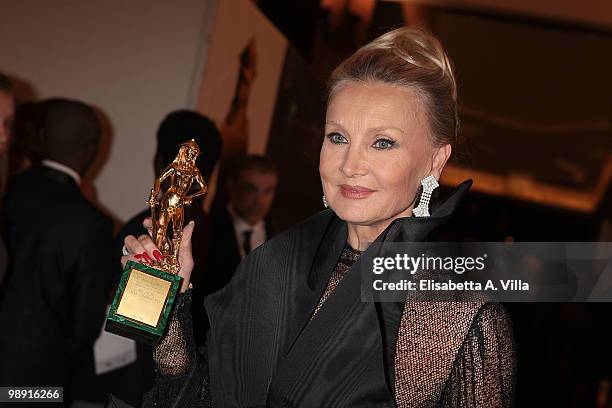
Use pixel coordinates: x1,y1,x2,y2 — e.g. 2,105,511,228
0,98,113,404
9,100,47,175
0,72,14,287
0,72,15,198
120,28,515,406
106,110,221,406
205,154,277,295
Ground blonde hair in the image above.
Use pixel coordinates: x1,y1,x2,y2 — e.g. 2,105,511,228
328,27,458,148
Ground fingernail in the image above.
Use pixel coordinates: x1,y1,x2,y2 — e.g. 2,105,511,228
134,253,144,260
153,250,164,262
143,253,153,263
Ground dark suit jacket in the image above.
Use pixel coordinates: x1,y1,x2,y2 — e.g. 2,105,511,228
0,166,113,400
205,206,275,298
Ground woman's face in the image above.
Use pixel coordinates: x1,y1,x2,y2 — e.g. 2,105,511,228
0,90,15,155
319,81,450,228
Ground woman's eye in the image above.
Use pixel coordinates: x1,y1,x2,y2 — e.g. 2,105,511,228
372,138,396,150
326,132,348,144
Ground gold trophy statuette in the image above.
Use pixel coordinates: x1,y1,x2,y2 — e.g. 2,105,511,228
105,140,207,345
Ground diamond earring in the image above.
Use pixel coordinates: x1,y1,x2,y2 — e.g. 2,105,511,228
412,175,439,217
322,195,328,208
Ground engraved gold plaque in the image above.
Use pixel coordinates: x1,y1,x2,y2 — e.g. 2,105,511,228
106,261,181,345
116,269,172,327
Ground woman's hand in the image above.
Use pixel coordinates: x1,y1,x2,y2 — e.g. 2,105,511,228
121,219,195,293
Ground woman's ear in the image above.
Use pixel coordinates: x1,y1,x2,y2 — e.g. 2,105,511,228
429,143,452,180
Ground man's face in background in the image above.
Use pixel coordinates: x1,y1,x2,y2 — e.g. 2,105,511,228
229,169,278,225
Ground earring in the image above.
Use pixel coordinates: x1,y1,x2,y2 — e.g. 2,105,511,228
322,195,328,208
412,175,439,217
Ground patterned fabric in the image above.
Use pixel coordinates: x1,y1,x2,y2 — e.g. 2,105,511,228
142,289,211,407
311,244,516,407
311,242,361,318
152,291,191,376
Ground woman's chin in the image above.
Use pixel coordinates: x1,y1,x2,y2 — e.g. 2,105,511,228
332,206,377,225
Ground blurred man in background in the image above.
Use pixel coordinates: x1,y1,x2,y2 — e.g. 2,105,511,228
205,154,278,296
0,98,113,404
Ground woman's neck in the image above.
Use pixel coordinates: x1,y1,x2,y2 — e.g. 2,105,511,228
346,207,414,251
347,224,383,251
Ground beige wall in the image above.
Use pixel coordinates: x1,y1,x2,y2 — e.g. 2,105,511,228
0,0,214,221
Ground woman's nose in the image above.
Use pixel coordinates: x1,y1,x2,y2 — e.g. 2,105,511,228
340,145,368,177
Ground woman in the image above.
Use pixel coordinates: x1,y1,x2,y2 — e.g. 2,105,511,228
121,27,515,407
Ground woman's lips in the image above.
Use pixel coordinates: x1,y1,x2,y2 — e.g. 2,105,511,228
339,184,376,199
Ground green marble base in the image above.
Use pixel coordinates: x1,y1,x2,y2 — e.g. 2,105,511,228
105,260,182,346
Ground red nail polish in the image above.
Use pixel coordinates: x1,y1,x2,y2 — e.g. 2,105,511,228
153,250,164,262
134,253,144,260
143,253,153,263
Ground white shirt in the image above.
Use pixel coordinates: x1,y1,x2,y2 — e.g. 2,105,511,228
228,204,266,260
41,159,81,186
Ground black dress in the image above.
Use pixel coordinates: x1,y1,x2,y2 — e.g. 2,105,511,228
136,179,516,407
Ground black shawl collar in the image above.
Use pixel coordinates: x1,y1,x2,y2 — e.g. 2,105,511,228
205,180,473,407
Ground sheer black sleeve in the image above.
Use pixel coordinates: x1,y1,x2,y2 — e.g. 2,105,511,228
141,289,212,408
440,302,517,407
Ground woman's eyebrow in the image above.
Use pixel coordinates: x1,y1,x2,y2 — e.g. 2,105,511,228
325,120,343,128
370,126,406,135
326,121,405,132
325,122,407,136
